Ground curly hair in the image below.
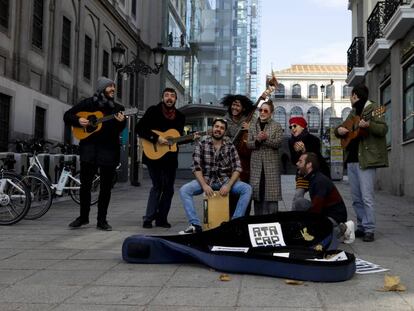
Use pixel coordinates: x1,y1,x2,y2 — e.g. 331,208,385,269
219,94,255,116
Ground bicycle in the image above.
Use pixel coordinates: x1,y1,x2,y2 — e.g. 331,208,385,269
0,162,31,225
13,140,100,220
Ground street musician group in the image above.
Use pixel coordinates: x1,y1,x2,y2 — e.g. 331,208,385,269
64,75,387,244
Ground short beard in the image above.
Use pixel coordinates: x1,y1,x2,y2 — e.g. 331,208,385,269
212,133,224,141
162,101,175,110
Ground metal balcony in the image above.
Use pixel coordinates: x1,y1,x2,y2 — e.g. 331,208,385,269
346,37,366,86
366,2,392,64
383,0,414,40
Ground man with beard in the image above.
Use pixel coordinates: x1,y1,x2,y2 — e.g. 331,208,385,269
137,88,190,229
178,118,252,234
295,152,355,244
334,84,388,242
64,77,126,231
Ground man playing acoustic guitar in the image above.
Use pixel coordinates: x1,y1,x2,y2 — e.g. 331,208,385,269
137,88,197,229
334,84,388,242
64,77,126,231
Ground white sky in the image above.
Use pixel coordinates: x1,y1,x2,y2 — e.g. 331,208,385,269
259,0,351,92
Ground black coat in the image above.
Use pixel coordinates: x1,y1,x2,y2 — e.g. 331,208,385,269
136,103,185,168
63,97,126,166
288,132,331,179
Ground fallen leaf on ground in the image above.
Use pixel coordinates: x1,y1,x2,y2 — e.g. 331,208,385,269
219,274,231,281
377,274,406,292
285,279,304,285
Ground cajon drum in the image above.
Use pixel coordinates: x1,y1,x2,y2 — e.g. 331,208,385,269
203,191,230,230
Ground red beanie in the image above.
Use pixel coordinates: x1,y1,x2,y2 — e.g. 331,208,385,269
289,116,307,128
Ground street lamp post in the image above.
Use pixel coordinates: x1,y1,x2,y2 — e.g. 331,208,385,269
111,42,166,186
320,84,325,141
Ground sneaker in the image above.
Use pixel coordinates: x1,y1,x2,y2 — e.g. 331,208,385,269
143,221,153,229
69,217,89,228
96,221,112,231
363,232,375,242
179,224,202,235
355,229,365,238
155,221,171,228
343,220,355,244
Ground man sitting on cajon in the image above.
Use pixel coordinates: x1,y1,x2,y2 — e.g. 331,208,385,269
179,118,252,234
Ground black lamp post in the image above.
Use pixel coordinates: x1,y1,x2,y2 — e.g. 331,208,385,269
320,84,325,140
111,42,166,186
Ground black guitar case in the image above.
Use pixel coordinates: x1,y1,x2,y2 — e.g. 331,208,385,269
122,212,356,282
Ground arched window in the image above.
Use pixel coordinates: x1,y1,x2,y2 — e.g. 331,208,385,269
274,83,285,98
343,85,352,98
290,106,303,117
274,106,287,130
307,107,320,130
308,84,318,98
326,85,334,99
341,107,351,120
292,84,301,98
323,107,333,128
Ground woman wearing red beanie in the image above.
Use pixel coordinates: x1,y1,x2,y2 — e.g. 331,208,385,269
288,116,330,209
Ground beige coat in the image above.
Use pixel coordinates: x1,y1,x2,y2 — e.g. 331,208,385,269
247,118,283,201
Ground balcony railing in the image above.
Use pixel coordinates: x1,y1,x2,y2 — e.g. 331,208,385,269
384,0,411,25
367,2,386,50
347,37,365,74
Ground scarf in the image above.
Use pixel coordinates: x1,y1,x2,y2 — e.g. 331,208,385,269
290,128,309,143
161,103,176,120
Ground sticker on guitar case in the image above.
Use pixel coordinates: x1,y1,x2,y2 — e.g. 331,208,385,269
248,222,286,247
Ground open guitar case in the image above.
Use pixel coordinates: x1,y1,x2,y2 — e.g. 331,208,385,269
122,212,356,282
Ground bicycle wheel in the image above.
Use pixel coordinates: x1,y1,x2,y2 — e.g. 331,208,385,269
69,172,100,206
0,172,31,225
22,174,53,220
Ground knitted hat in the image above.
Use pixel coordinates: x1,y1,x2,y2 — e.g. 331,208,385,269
289,116,307,129
96,77,115,94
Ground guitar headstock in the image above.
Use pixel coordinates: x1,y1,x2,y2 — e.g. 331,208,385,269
123,107,138,116
372,105,386,117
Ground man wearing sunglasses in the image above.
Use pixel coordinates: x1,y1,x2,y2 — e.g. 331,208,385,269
178,118,252,234
288,116,330,209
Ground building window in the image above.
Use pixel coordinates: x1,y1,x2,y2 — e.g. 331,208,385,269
129,73,135,106
381,82,391,146
117,73,123,100
343,85,352,98
341,107,351,120
0,93,10,151
403,60,414,141
308,84,318,98
324,107,333,128
131,0,136,17
83,35,92,80
34,106,46,140
274,83,285,98
326,84,334,99
32,0,43,49
61,16,71,67
274,106,286,130
290,106,303,117
102,50,109,77
307,107,320,130
0,0,9,30
292,84,301,98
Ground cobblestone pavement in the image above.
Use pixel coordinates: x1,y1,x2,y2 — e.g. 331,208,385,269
0,175,413,310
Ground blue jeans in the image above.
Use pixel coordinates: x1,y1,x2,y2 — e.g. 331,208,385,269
347,162,376,233
179,179,252,226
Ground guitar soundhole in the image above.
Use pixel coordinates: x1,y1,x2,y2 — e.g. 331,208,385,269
86,116,98,133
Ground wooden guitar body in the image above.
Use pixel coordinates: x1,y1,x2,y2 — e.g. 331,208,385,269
141,129,180,160
72,111,104,140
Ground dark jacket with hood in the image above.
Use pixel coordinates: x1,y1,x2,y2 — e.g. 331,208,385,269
136,102,185,168
63,87,126,166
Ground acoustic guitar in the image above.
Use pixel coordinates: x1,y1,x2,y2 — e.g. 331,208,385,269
141,129,207,160
72,108,138,140
340,106,386,149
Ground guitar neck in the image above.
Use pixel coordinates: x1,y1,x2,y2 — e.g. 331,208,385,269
174,131,207,144
96,110,136,125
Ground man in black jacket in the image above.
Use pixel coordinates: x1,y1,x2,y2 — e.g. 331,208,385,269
64,77,126,231
137,88,190,229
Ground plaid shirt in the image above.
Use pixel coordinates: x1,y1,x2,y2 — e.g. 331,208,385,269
192,136,242,186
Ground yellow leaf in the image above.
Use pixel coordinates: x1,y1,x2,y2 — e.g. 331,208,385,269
219,274,231,281
285,279,304,285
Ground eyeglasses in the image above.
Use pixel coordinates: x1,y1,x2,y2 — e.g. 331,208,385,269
289,124,298,129
259,108,270,113
212,117,227,124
